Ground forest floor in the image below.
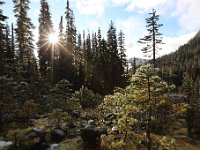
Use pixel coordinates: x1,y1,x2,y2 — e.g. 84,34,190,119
1,115,200,150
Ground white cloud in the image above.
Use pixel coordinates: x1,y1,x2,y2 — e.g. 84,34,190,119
76,0,106,16
32,0,40,2
110,0,131,6
126,0,168,12
172,0,200,33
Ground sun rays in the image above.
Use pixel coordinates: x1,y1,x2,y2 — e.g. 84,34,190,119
48,32,58,44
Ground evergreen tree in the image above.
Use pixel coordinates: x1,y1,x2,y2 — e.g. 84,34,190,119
83,32,93,87
74,33,85,89
58,16,64,42
65,0,76,53
107,21,125,91
13,0,36,82
157,31,200,88
180,72,196,137
118,30,128,86
0,0,8,76
56,0,77,86
102,65,182,150
5,24,12,61
118,30,127,69
99,38,109,94
138,9,163,67
91,31,105,94
38,0,53,80
5,24,15,76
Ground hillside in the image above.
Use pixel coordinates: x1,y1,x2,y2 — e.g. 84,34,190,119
157,31,200,87
128,57,148,66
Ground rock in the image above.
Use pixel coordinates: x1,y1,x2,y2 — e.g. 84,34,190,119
70,110,80,118
51,128,66,142
27,132,37,140
0,141,13,150
112,126,119,134
97,128,108,135
50,143,59,150
80,127,107,148
80,127,100,147
32,128,46,137
26,128,46,143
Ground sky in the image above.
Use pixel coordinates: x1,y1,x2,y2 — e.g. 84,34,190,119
2,0,200,59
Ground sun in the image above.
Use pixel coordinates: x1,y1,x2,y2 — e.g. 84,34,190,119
48,32,58,44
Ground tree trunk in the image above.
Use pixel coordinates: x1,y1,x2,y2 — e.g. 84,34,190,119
146,76,152,150
152,9,156,68
146,107,152,150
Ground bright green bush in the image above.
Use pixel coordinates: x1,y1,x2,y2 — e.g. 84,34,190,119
72,86,102,109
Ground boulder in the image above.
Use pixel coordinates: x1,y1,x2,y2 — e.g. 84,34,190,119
112,126,119,134
0,141,14,150
80,127,108,148
70,110,80,118
80,127,100,146
97,128,108,135
51,128,66,142
26,128,46,143
50,143,59,150
32,128,46,137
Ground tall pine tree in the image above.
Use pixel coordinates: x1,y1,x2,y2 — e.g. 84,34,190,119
107,21,123,92
138,9,163,67
13,0,36,82
0,0,8,76
38,0,53,80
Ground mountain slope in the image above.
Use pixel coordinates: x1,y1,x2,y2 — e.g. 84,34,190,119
157,31,200,87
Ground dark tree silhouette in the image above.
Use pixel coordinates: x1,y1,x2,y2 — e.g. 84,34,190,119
138,9,164,67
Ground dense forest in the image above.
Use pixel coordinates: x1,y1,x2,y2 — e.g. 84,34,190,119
157,31,200,88
1,0,200,150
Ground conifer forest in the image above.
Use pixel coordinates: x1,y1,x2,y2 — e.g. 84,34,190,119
1,0,200,150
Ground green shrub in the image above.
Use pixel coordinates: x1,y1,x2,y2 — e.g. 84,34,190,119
72,86,102,109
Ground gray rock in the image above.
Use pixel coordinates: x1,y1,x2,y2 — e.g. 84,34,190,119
0,141,13,150
51,128,66,142
70,110,80,118
112,126,119,134
26,128,46,143
50,143,59,150
97,128,108,135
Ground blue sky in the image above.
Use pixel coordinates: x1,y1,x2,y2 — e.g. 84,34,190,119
2,0,200,58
